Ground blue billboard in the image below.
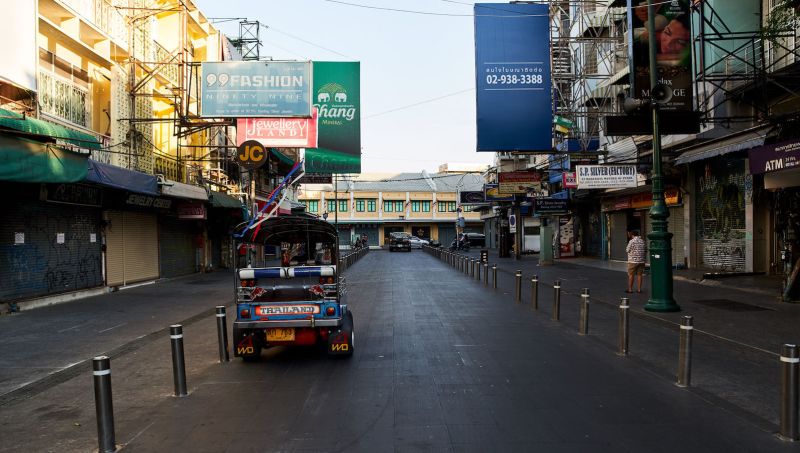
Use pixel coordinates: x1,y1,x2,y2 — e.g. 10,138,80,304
474,3,552,152
200,61,312,117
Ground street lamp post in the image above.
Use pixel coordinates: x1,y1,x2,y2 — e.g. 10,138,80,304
644,0,680,312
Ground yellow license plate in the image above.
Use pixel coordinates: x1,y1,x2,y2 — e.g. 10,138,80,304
266,328,295,342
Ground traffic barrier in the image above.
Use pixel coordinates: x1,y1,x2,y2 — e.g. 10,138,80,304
531,275,539,310
92,356,116,453
170,325,188,397
579,288,590,335
780,344,799,441
677,316,693,388
483,263,488,287
215,306,229,363
471,259,476,279
515,270,522,304
618,298,630,356
552,280,561,321
492,265,498,289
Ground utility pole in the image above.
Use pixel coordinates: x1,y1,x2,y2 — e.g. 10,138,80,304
644,0,680,312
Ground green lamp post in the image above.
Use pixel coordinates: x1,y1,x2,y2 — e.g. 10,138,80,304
644,0,680,312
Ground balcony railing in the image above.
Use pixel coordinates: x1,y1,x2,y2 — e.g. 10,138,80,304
60,0,128,47
38,70,90,128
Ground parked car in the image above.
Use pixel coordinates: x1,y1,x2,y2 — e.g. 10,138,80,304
408,236,429,249
464,233,486,247
388,232,412,252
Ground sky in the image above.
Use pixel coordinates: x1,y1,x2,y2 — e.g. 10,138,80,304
194,0,513,174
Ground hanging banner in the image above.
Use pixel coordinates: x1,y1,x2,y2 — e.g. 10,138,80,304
628,0,692,111
200,61,312,117
474,3,552,152
237,108,318,148
562,172,578,189
498,171,541,194
576,165,638,189
460,191,487,204
748,139,800,174
484,184,515,202
304,62,361,174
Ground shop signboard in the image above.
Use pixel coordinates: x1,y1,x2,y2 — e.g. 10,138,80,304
299,174,332,184
304,62,361,174
576,165,638,189
748,139,800,174
474,3,552,152
562,172,578,189
237,108,318,148
237,140,269,170
200,61,312,117
484,184,515,202
177,201,207,220
628,0,693,111
460,190,486,204
498,171,541,194
533,198,569,214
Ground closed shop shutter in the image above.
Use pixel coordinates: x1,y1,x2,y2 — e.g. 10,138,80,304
438,224,456,248
159,217,197,278
0,202,102,301
354,226,379,246
106,211,158,286
670,207,685,266
610,212,628,261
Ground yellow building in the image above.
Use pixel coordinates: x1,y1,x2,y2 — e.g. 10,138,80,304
299,172,485,247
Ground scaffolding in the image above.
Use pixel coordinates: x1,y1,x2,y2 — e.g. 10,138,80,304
548,0,629,154
229,20,262,61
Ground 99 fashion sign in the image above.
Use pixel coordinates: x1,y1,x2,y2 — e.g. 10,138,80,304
304,62,361,174
474,3,552,152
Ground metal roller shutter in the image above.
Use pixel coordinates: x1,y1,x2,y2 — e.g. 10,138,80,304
438,224,456,249
106,211,159,287
670,207,685,266
0,202,102,301
159,217,197,278
610,212,628,261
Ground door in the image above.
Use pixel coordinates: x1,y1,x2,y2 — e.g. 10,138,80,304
610,212,628,261
106,211,159,287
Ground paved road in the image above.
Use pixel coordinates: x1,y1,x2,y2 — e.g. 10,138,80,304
2,250,792,452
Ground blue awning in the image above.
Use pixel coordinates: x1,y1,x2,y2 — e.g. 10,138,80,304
85,159,159,195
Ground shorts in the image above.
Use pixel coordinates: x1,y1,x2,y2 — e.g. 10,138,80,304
627,262,645,276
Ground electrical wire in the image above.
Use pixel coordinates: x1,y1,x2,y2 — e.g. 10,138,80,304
260,24,355,59
321,0,549,17
363,88,474,119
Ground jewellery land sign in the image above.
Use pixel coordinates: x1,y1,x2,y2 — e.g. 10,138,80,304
474,3,552,152
498,171,541,194
304,62,361,174
200,61,312,117
237,108,318,148
576,165,638,189
628,0,692,111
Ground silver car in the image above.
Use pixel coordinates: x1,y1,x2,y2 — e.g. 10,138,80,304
408,236,429,249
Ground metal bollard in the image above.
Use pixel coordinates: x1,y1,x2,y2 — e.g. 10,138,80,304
471,259,476,279
579,288,590,335
483,263,488,287
93,356,116,453
552,280,561,321
170,324,188,397
215,306,229,363
515,270,522,303
676,316,693,388
492,264,498,289
618,298,630,356
780,344,799,441
531,275,539,310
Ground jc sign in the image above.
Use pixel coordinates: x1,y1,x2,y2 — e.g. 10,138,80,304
237,140,268,170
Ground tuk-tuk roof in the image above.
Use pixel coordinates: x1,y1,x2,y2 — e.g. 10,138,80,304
234,214,338,245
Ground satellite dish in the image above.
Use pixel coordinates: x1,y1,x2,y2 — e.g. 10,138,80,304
651,84,674,104
622,97,647,115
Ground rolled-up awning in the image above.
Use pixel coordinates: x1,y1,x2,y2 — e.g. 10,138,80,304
0,134,88,183
675,130,766,165
86,159,159,195
160,180,208,201
0,107,101,150
209,190,243,209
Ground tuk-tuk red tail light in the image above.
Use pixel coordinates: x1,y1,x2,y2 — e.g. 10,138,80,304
326,306,335,316
240,308,251,319
319,277,334,284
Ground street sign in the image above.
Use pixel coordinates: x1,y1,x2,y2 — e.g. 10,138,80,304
237,140,268,170
509,214,517,233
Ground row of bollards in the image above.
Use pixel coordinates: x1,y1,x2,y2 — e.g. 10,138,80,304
92,306,233,452
338,245,370,272
424,245,800,441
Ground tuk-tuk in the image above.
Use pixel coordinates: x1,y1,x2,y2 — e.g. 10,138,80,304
232,214,354,360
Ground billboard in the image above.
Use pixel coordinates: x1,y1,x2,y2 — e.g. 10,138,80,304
576,165,638,189
236,108,318,148
200,61,312,117
498,171,541,194
304,62,361,174
474,3,552,152
628,0,693,111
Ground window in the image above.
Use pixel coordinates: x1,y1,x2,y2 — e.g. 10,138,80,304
367,199,376,212
327,200,336,212
438,201,447,213
384,200,393,212
440,201,457,212
411,201,420,212
462,205,475,212
356,199,365,212
339,200,348,212
395,201,404,212
305,200,318,212
421,201,431,212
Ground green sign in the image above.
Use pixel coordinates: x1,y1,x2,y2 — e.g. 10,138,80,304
305,62,361,174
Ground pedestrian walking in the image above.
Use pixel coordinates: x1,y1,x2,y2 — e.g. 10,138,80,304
626,230,646,293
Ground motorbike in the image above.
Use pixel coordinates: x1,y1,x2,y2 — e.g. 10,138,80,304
449,237,470,251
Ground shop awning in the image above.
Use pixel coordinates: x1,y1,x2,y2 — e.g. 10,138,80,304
160,180,208,201
209,190,243,209
0,107,101,150
86,159,159,195
0,134,88,183
675,130,766,165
